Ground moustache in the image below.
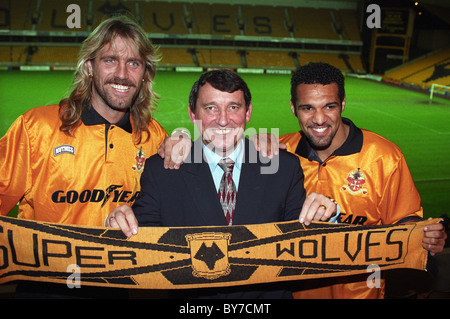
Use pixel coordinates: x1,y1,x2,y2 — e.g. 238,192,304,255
105,77,136,87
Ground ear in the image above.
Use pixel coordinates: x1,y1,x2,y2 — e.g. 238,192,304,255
290,101,297,117
341,96,346,113
188,106,196,125
86,60,93,76
245,103,253,123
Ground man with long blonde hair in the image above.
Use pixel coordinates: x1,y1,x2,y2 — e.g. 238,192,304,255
60,15,160,145
0,15,181,298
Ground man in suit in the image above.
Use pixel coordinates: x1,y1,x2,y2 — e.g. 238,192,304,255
107,69,338,298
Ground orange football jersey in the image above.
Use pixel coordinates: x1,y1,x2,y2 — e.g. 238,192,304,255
280,118,423,299
0,104,167,226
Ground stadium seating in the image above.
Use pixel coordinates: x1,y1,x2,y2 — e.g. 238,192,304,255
29,46,80,64
334,9,361,41
139,1,187,34
0,0,34,30
384,47,450,88
0,46,28,64
292,7,338,40
197,49,242,67
239,5,290,38
0,0,363,73
246,50,293,68
159,48,195,66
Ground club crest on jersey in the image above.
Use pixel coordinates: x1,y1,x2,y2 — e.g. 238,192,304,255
343,168,368,195
132,147,145,173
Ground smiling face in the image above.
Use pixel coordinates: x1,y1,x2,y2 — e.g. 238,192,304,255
87,35,145,123
189,82,252,157
291,82,348,161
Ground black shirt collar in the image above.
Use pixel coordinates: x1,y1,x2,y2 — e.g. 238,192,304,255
295,117,363,163
81,105,133,134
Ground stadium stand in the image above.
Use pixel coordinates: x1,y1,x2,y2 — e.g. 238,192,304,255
384,47,450,89
333,9,361,41
239,5,289,38
197,48,242,68
0,46,28,64
383,47,450,90
29,46,80,64
297,52,364,71
0,0,364,73
35,0,89,31
139,1,187,34
159,47,196,66
0,0,33,30
292,7,339,40
246,50,293,68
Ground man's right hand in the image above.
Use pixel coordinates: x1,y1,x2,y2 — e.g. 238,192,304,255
106,205,139,238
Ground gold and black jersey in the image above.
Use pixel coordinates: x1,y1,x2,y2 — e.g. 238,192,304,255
0,104,167,226
280,118,422,299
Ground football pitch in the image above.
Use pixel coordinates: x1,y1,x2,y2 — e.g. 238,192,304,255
1,70,449,219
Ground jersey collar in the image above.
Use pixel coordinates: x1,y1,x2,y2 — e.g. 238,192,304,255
295,117,363,163
81,105,133,134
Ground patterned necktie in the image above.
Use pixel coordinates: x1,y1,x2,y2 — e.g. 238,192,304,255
218,158,236,226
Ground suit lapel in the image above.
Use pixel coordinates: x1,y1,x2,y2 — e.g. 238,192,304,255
180,140,228,225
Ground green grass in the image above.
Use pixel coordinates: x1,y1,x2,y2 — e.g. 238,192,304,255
1,70,450,219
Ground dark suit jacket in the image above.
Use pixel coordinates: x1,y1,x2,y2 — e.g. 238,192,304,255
134,138,306,226
133,138,306,298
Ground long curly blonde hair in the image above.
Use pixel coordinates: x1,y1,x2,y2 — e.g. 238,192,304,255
59,16,160,144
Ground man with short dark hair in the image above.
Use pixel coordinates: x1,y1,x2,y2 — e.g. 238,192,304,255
279,62,446,298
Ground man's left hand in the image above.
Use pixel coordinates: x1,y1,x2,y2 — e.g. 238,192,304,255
157,129,192,169
423,218,447,255
250,133,286,158
299,193,337,225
